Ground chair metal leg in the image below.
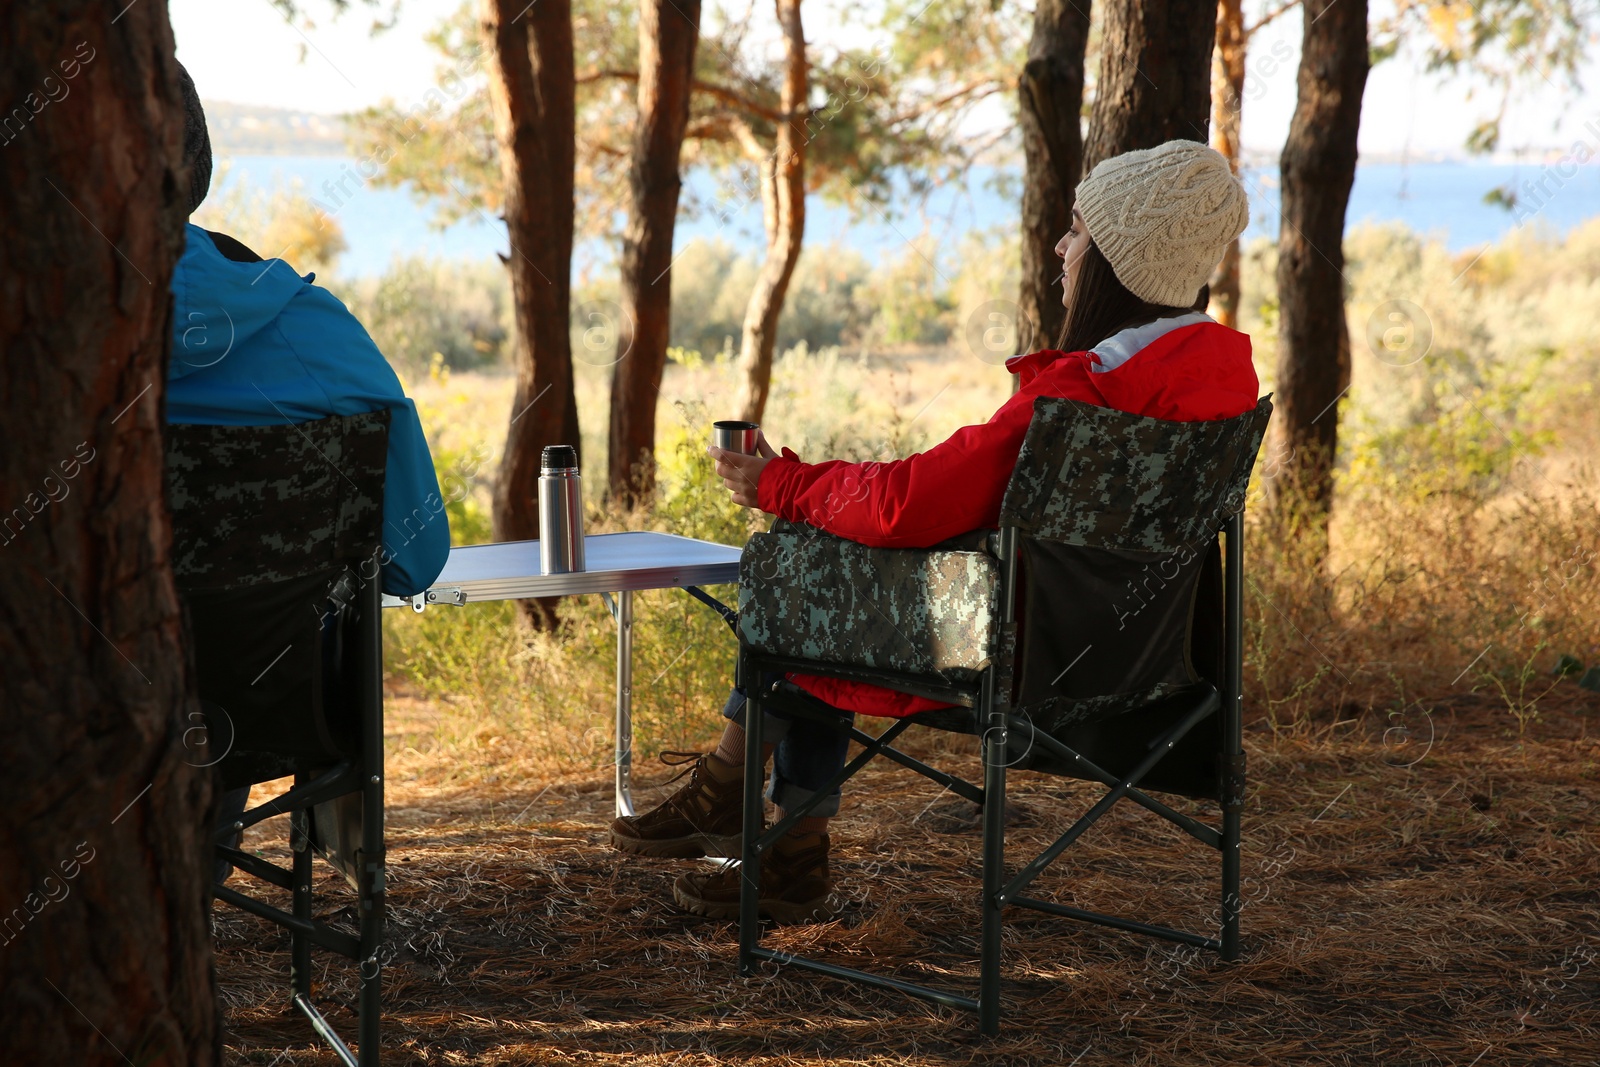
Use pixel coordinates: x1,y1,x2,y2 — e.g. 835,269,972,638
357,570,386,1064
290,807,313,1000
358,772,384,1064
978,709,1007,1036
1220,808,1242,961
738,662,765,975
979,524,1020,1036
1221,512,1246,962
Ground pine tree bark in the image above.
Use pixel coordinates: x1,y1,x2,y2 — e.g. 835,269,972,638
482,0,580,627
1268,0,1369,519
734,0,808,425
1082,0,1216,171
608,0,702,506
1018,0,1092,353
0,4,217,1063
1208,0,1248,327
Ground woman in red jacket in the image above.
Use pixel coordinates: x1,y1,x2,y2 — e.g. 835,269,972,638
611,140,1258,924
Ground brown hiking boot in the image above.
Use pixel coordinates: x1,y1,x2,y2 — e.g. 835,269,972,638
610,751,748,858
672,832,838,924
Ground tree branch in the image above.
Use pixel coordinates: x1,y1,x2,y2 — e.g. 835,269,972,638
1245,0,1300,39
576,66,784,123
727,113,769,159
888,77,1005,125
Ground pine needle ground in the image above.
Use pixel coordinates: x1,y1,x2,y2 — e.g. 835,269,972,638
215,683,1600,1066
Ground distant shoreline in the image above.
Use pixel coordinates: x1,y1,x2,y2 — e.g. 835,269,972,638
209,150,1600,278
204,100,1599,169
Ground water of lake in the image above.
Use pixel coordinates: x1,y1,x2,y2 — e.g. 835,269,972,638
214,155,1600,279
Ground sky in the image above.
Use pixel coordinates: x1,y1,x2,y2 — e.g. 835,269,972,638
170,0,1600,158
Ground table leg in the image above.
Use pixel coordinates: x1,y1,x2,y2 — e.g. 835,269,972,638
614,588,635,818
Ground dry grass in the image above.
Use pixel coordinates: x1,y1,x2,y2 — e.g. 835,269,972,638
216,682,1600,1066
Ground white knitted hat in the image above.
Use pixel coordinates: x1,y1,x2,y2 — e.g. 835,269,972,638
1074,140,1250,307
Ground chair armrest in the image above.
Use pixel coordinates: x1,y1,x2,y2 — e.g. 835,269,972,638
738,522,1001,678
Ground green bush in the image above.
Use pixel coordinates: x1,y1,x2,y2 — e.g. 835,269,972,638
337,256,512,373
860,239,955,345
662,240,752,358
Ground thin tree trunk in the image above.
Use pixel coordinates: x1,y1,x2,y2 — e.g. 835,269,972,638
609,0,702,506
1018,0,1093,353
1083,0,1216,170
1268,0,1369,519
734,0,808,425
482,0,579,628
1208,0,1248,328
0,5,217,1063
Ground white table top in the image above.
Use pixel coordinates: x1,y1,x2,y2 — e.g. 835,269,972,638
383,530,743,607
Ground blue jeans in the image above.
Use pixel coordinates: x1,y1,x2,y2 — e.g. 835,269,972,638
722,674,854,818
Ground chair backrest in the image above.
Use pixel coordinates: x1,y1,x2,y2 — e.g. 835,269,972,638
996,396,1271,796
167,412,390,587
999,395,1271,554
166,412,389,787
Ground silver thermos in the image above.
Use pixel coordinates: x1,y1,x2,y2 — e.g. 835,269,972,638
538,445,585,574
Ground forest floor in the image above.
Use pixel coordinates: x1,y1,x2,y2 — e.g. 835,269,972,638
216,683,1600,1066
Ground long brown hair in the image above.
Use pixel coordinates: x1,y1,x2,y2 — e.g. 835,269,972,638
1055,241,1201,354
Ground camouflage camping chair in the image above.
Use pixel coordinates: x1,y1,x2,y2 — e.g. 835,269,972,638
734,395,1273,1034
167,411,390,1066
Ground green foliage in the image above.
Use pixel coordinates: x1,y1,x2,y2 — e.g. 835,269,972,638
1376,0,1597,154
345,0,1027,239
1483,185,1518,212
406,359,499,546
344,9,501,227
572,238,901,360
655,240,754,358
334,256,511,373
432,442,495,547
347,0,637,237
862,240,956,345
777,244,876,349
947,225,1022,342
1343,359,1557,503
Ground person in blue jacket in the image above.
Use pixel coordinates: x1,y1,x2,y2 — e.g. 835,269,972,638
174,66,449,881
170,64,449,598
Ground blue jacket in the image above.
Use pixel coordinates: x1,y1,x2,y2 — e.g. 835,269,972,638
167,224,450,596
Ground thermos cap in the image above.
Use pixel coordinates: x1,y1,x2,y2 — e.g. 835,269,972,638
541,444,578,472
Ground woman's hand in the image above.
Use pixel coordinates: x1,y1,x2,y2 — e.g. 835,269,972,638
708,432,781,509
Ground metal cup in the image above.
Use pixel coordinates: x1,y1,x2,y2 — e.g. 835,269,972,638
712,420,759,455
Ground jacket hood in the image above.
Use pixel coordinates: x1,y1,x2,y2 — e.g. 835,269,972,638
1006,314,1250,386
170,224,311,379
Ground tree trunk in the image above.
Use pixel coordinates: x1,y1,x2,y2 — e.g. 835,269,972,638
1082,0,1216,170
1268,0,1369,520
482,0,579,628
0,5,217,1064
734,0,808,425
1208,0,1248,328
1018,0,1093,353
608,0,702,506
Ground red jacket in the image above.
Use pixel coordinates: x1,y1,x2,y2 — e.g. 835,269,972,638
755,315,1261,718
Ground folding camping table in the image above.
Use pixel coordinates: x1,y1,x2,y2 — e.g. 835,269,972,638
382,531,743,816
